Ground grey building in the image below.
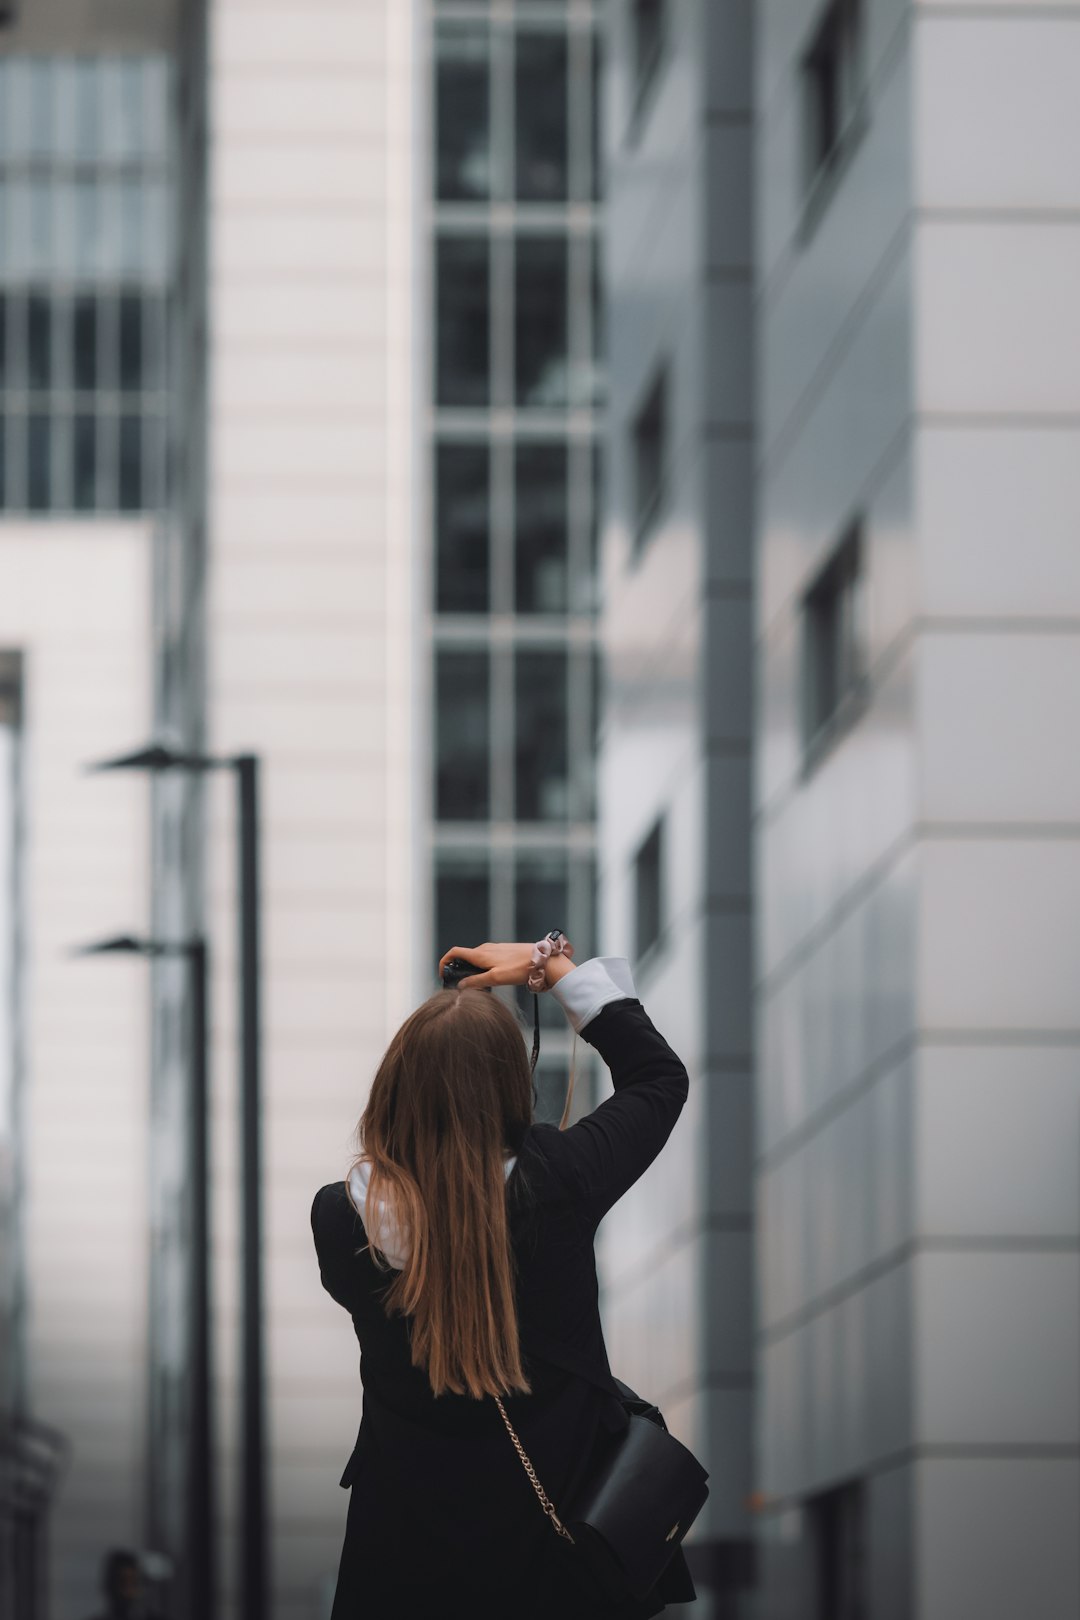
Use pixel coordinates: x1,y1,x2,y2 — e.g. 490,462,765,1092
607,0,1080,1618
599,1,756,1615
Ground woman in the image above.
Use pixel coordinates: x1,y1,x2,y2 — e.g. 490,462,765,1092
311,937,696,1618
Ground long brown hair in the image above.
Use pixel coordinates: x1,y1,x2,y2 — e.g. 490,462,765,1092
349,987,539,1399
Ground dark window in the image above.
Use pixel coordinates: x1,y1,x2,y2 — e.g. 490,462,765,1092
515,851,570,1030
801,518,868,767
631,364,667,552
27,415,49,509
0,295,7,387
515,235,568,408
435,22,491,202
632,0,666,125
436,443,490,614
515,443,568,614
514,648,568,821
73,297,98,390
73,414,97,510
437,235,490,407
27,296,51,390
118,415,142,509
436,854,491,963
802,0,864,196
118,294,143,391
634,817,663,961
807,1479,867,1620
515,32,568,202
436,648,490,820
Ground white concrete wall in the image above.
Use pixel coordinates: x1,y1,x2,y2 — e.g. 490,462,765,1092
0,520,154,1620
205,2,418,1615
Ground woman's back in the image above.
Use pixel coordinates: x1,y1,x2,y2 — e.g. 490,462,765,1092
311,956,694,1619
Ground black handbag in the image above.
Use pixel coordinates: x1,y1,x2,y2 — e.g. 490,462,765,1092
494,1376,709,1602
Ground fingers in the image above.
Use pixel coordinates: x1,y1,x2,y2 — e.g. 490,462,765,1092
437,945,484,974
457,969,496,990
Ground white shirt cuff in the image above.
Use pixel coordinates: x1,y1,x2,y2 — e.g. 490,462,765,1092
549,956,638,1034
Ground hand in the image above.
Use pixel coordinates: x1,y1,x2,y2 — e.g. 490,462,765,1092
437,941,574,991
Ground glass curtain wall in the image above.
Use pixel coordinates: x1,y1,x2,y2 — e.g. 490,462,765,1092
430,0,605,1115
0,55,172,514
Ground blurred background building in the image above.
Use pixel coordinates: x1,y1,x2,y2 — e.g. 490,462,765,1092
3,1,1080,1619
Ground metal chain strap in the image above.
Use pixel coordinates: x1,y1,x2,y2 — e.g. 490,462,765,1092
493,1396,576,1544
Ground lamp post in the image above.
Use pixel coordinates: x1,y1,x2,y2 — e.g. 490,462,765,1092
87,745,264,1620
76,934,213,1620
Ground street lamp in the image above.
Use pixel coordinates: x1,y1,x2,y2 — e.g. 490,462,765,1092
87,745,264,1620
75,934,213,1620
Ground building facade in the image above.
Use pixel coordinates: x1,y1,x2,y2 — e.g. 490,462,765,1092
752,1,1080,1617
599,2,756,1615
428,0,606,1109
0,6,177,1617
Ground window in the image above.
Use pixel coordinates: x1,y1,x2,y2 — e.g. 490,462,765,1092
631,364,667,553
631,0,666,127
436,853,491,963
515,850,570,1029
436,443,490,614
515,32,569,202
801,0,865,206
801,518,868,768
514,649,569,821
435,649,490,820
515,235,568,408
435,22,490,201
807,1479,867,1620
436,235,490,407
0,56,171,513
515,443,568,614
634,817,663,962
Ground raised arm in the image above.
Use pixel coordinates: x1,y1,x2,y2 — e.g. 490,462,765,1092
546,957,689,1227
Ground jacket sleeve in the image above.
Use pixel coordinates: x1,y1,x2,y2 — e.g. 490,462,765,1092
311,1180,362,1312
548,991,689,1227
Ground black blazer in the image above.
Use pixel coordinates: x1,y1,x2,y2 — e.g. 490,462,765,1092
311,995,694,1620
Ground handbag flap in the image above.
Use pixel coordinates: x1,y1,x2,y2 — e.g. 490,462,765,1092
566,1411,709,1597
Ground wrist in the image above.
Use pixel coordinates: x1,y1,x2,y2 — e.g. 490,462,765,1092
544,954,575,990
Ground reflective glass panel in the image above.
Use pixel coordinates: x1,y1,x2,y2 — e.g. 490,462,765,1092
515,33,568,202
73,297,97,391
436,23,490,202
515,236,568,407
437,236,490,408
436,648,490,820
0,297,6,388
514,649,568,820
27,297,51,391
515,443,568,614
73,415,96,510
436,854,491,965
436,443,490,614
514,851,570,1031
27,415,50,510
119,295,143,391
118,416,142,510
